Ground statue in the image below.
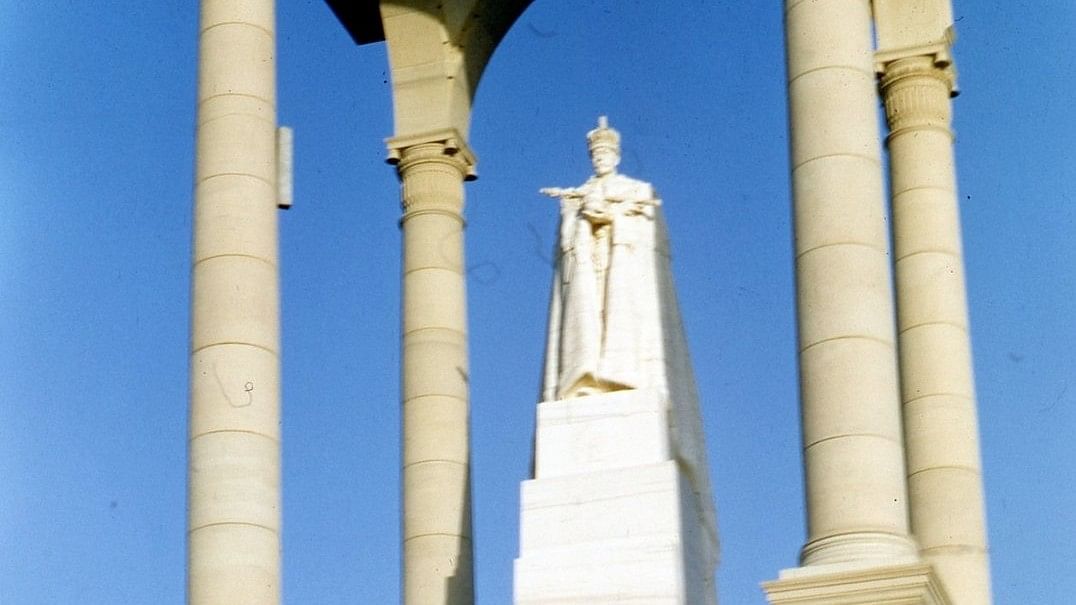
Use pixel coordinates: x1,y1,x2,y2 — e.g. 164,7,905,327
540,117,663,400
520,119,719,605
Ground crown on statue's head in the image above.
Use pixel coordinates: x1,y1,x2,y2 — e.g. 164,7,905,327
587,116,620,153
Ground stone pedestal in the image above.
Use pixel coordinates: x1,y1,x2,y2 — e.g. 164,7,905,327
514,389,718,604
763,561,951,605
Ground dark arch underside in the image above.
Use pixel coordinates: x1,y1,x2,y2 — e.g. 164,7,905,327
326,0,534,48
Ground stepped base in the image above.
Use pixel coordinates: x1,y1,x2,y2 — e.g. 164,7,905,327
763,561,951,604
514,390,717,604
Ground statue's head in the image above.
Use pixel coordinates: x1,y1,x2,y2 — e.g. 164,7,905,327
587,116,621,176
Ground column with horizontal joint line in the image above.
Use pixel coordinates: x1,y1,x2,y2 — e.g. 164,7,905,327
387,130,477,605
879,46,992,605
188,1,282,603
764,1,950,602
781,0,916,568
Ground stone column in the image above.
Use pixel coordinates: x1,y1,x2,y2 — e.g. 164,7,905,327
781,0,918,568
188,1,281,604
387,130,477,605
880,52,992,604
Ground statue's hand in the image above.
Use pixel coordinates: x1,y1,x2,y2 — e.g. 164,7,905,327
581,205,612,225
623,197,661,217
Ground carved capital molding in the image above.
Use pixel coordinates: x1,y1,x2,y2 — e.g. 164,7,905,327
386,129,476,221
386,128,478,181
874,26,957,85
879,55,956,141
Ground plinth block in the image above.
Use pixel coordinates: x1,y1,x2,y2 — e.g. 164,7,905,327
534,388,672,478
515,390,717,604
515,459,715,605
763,561,951,605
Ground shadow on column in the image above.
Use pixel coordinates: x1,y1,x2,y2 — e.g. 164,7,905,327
442,466,474,604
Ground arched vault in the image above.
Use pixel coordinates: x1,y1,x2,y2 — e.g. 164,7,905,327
327,0,534,137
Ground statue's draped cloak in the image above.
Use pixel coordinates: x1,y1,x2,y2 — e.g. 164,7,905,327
542,173,659,401
538,169,719,563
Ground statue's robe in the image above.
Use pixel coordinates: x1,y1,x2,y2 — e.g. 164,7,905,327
542,172,660,401
535,168,719,576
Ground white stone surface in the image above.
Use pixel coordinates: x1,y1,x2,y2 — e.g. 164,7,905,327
516,393,717,605
378,8,522,603
873,0,953,50
781,0,917,570
764,561,951,605
189,1,281,602
538,119,713,509
540,117,663,401
773,2,990,601
516,119,717,604
532,388,670,478
388,131,477,605
879,45,992,604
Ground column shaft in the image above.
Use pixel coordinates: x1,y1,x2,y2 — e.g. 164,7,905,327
393,139,475,605
785,0,916,566
882,55,992,604
189,1,281,603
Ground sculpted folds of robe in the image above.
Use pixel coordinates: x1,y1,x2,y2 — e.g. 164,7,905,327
542,172,661,401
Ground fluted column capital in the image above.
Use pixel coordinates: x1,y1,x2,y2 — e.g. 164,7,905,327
878,53,957,142
385,129,477,226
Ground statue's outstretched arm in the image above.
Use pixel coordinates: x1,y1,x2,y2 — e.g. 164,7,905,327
540,186,585,199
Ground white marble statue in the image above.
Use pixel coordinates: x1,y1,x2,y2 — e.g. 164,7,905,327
520,118,719,604
540,117,663,400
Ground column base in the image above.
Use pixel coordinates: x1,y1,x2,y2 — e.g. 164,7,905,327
763,561,951,605
800,532,919,567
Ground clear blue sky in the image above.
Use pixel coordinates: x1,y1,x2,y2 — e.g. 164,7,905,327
1,1,1072,603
